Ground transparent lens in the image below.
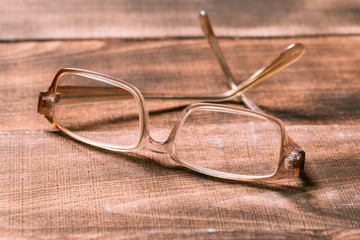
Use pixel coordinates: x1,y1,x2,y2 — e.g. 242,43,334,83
53,73,141,148
175,109,282,176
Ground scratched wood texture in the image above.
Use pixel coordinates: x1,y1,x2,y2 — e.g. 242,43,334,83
1,1,360,239
0,0,360,40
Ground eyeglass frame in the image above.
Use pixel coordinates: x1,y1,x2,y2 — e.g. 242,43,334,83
38,11,305,181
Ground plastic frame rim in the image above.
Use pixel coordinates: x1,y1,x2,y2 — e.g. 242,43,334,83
38,68,303,181
168,104,288,181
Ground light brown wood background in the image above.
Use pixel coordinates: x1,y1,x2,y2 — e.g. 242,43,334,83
0,0,360,239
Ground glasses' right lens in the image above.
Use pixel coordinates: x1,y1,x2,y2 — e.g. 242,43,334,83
53,72,141,148
174,109,282,176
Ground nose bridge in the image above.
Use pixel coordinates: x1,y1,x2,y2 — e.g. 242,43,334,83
146,136,168,154
38,91,54,120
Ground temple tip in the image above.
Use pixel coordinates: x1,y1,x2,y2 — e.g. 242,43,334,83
285,43,306,59
200,10,207,17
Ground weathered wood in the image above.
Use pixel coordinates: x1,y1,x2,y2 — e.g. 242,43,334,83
0,0,360,40
0,126,359,238
0,37,359,131
0,36,360,239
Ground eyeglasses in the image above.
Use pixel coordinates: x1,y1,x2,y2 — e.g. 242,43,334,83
38,11,305,181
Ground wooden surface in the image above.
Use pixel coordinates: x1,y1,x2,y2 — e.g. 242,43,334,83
1,1,360,239
1,0,360,40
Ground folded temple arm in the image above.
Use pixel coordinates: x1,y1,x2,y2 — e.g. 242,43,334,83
55,40,305,105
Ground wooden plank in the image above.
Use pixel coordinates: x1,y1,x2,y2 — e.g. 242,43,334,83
0,126,359,238
0,36,359,132
0,0,360,40
0,124,360,237
1,36,360,238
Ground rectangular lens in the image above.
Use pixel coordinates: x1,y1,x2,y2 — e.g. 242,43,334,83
53,73,141,148
174,109,282,176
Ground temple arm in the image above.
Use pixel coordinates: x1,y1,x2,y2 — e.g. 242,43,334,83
55,42,305,105
199,10,305,112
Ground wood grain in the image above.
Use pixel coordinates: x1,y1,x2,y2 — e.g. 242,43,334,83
1,0,360,238
0,37,359,132
0,36,360,239
0,0,360,40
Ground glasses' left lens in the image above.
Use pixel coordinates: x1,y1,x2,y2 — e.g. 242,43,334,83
174,108,282,177
53,72,141,148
